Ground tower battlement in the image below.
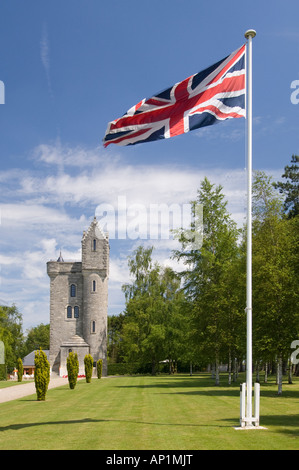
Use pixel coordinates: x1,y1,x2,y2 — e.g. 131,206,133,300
47,261,82,275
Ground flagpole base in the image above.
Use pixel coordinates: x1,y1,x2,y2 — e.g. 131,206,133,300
235,382,267,430
234,425,267,430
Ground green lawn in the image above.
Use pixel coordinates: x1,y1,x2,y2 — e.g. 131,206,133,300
0,373,298,450
0,380,34,388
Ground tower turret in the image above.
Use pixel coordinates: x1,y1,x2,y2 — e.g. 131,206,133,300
81,217,109,374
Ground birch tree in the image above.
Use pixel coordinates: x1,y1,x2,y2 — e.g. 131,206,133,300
122,246,187,375
252,171,298,394
174,178,241,385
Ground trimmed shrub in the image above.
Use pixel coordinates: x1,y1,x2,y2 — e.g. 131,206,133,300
0,364,6,381
34,349,50,401
84,354,93,383
67,351,79,389
97,359,103,379
17,358,23,382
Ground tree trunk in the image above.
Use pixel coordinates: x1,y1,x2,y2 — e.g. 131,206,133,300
228,349,232,385
233,358,238,383
211,363,215,379
264,362,268,383
255,361,260,383
215,356,220,386
277,355,283,395
288,357,293,384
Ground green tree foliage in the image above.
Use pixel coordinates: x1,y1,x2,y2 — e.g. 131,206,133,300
0,304,23,372
174,177,243,385
101,171,297,390
17,357,23,382
23,323,50,357
97,359,103,379
122,246,187,375
273,155,298,218
34,348,50,401
159,266,187,370
67,351,79,389
84,354,93,383
252,171,298,394
108,314,125,363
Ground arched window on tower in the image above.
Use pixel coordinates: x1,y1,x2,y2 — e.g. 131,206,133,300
93,239,97,251
67,306,72,318
92,321,96,333
74,306,79,318
70,284,76,297
92,280,96,292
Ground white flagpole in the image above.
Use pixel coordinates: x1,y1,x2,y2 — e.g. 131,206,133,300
244,29,256,427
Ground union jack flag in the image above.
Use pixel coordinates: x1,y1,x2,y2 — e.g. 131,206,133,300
103,44,246,147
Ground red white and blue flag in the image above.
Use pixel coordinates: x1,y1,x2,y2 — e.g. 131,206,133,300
103,44,246,147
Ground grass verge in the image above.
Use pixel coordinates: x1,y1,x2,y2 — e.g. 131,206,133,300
0,373,298,450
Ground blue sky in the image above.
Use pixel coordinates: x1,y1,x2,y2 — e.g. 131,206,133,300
0,0,298,330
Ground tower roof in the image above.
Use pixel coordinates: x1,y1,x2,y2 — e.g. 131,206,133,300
60,335,89,348
57,251,64,262
82,216,108,241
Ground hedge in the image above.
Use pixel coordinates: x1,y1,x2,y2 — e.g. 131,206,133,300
107,361,204,375
0,364,6,381
107,362,154,376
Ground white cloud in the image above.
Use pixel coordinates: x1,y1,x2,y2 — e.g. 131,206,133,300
23,143,248,221
1,204,68,227
0,141,255,329
32,142,108,168
0,254,20,266
40,25,50,71
109,256,131,285
195,119,245,142
40,23,52,96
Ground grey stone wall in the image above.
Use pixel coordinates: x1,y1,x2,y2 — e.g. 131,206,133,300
48,217,109,376
81,217,109,375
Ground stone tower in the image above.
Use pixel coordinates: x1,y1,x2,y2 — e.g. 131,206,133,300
47,217,109,376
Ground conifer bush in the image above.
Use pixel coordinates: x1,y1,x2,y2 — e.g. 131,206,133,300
97,359,103,379
67,351,79,389
34,349,50,401
17,358,23,382
0,364,6,381
84,354,93,383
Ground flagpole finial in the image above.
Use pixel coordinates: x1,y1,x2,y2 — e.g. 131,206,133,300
244,29,256,39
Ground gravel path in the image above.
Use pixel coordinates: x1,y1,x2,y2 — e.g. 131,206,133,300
0,377,72,403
